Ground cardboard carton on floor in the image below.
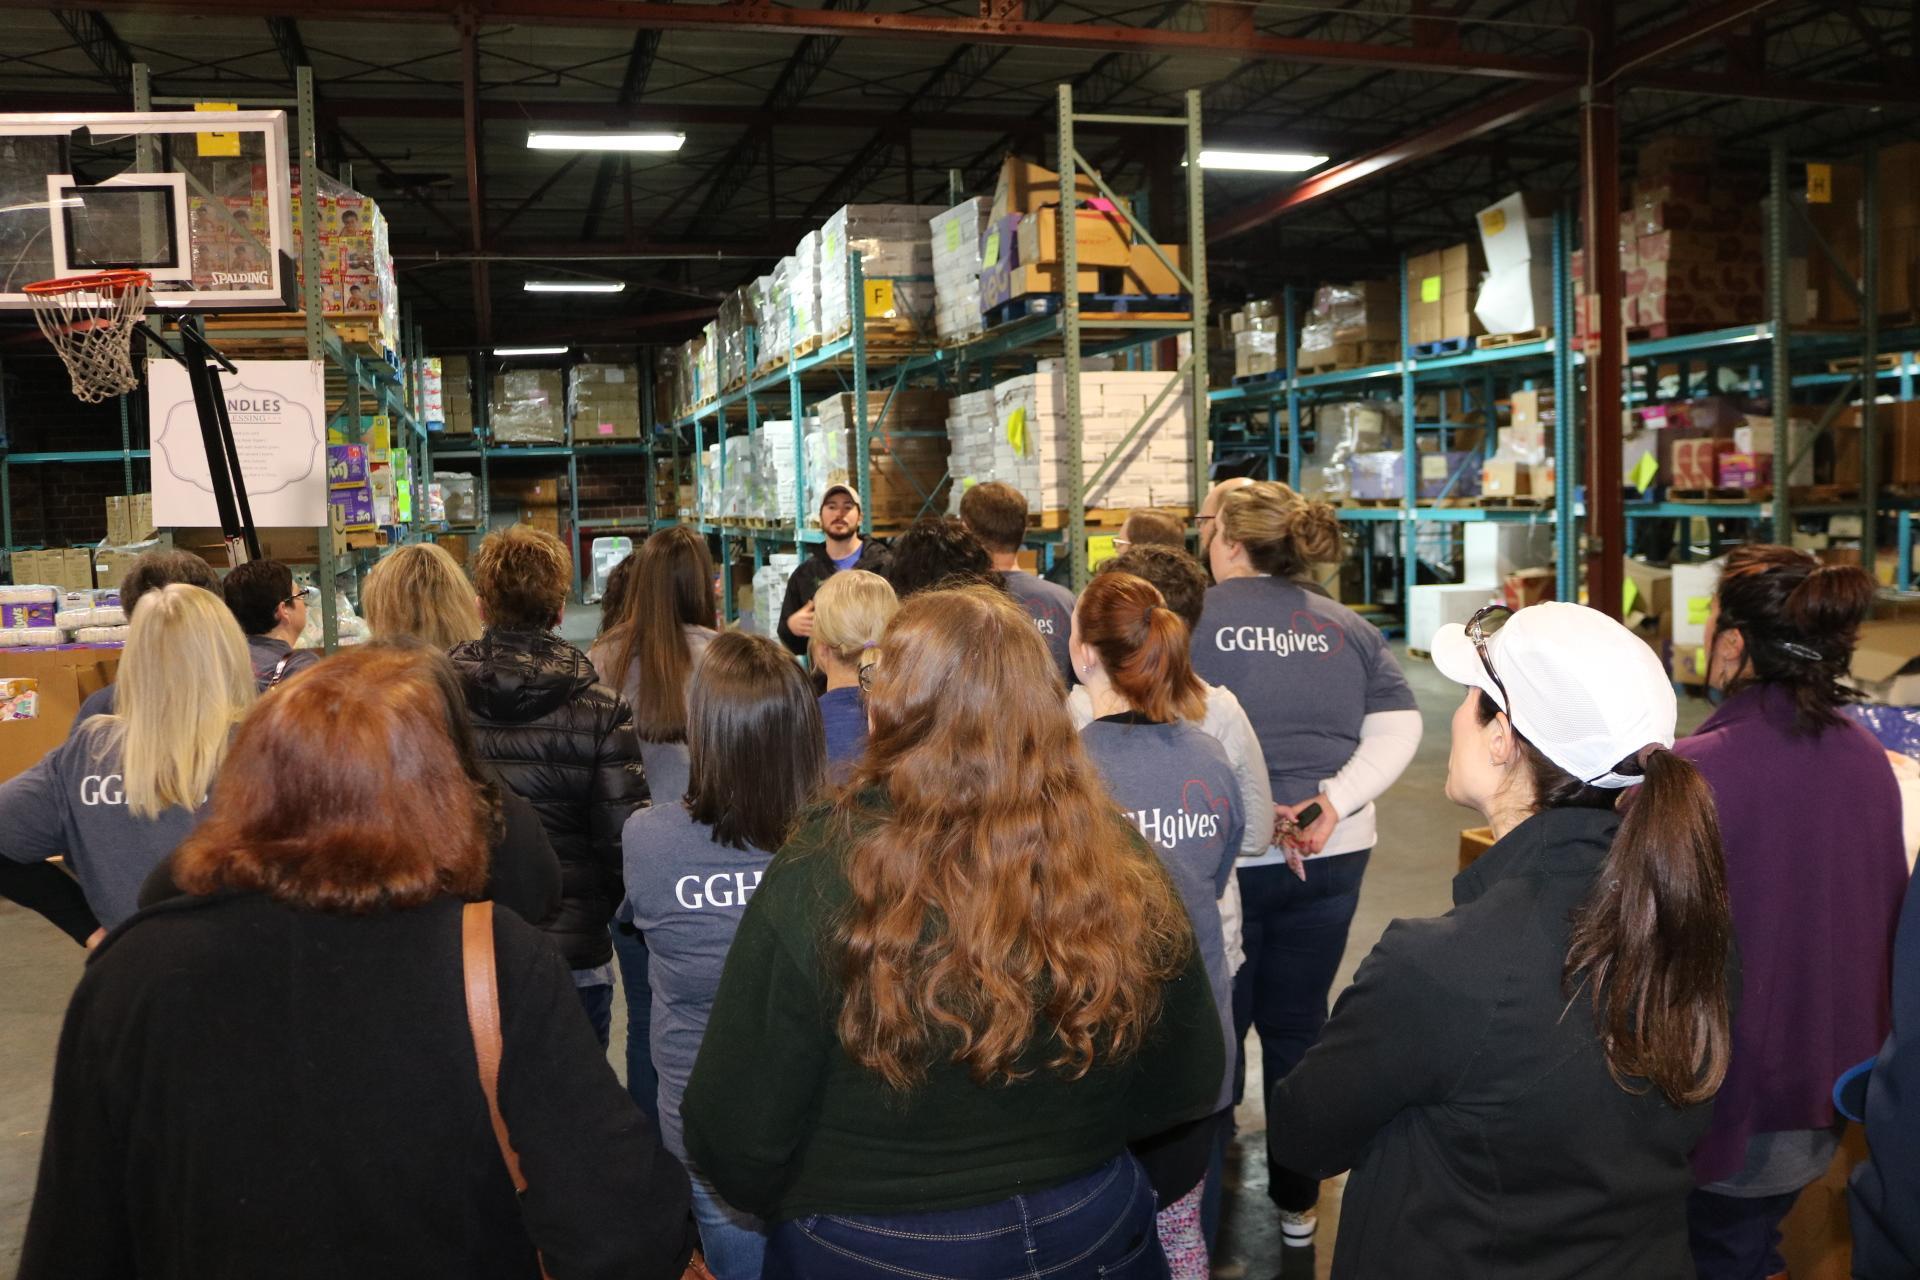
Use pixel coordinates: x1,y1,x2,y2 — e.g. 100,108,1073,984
0,646,121,783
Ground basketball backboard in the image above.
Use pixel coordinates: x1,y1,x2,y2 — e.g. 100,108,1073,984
0,110,296,311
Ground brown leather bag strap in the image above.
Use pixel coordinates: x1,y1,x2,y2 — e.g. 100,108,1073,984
462,900,528,1193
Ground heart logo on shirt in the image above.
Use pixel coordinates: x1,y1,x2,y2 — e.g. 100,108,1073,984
1290,609,1347,659
1181,778,1234,822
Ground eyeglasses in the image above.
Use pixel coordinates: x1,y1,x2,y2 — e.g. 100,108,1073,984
282,585,313,607
1465,603,1513,713
1192,514,1216,530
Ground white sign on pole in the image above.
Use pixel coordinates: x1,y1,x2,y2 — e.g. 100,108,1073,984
149,359,328,529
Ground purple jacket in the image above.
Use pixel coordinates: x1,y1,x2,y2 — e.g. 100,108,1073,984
1677,683,1910,1182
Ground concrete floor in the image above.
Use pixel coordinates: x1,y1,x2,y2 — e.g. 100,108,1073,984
0,639,1713,1277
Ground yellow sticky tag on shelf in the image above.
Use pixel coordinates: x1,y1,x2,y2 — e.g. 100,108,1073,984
1686,596,1711,625
195,102,241,157
1807,163,1832,205
1694,647,1708,677
1420,275,1442,304
863,278,895,316
1480,208,1507,237
1089,535,1118,570
983,231,1001,268
1005,406,1027,454
1629,451,1659,491
945,221,962,253
1623,577,1640,616
961,475,978,491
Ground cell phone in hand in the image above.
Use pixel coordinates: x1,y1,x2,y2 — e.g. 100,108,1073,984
1293,801,1323,829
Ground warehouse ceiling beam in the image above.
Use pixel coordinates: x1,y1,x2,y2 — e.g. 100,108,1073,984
0,0,1587,79
580,28,662,240
678,0,870,236
1622,69,1920,107
460,18,491,346
390,238,788,260
50,9,134,90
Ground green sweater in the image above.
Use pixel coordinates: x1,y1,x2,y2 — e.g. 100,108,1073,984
680,806,1225,1223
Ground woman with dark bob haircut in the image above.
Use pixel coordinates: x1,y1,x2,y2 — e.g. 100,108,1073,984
19,646,695,1280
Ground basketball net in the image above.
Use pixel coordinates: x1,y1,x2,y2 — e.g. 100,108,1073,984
24,270,153,404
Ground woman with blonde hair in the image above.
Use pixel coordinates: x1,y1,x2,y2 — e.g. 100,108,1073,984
0,584,253,928
684,584,1223,1278
361,542,484,650
1189,480,1421,1250
809,568,896,770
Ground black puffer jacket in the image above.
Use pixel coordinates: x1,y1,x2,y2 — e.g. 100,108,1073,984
450,629,649,971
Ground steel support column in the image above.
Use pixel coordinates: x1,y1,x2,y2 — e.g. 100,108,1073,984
1581,80,1623,621
1861,141,1880,576
460,20,491,346
1059,85,1085,590
1184,87,1209,516
1770,142,1794,545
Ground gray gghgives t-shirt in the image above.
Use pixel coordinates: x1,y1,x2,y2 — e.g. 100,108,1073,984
1003,570,1076,686
1191,574,1416,822
621,799,772,1164
1080,714,1243,1114
0,717,210,927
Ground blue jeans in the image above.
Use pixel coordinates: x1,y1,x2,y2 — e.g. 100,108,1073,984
763,1154,1167,1280
611,924,660,1123
691,1170,767,1280
575,980,614,1049
1234,850,1370,1213
1686,1189,1799,1280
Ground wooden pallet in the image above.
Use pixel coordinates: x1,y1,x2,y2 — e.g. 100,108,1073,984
1298,340,1397,373
1410,336,1475,358
822,318,929,354
1623,323,1719,342
1668,487,1767,503
1826,351,1908,374
1476,328,1551,350
1030,505,1191,531
1470,494,1555,509
198,312,395,364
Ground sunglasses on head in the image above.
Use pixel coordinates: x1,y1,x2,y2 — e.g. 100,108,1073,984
1466,603,1513,714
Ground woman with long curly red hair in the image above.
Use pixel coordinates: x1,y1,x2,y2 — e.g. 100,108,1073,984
682,584,1223,1279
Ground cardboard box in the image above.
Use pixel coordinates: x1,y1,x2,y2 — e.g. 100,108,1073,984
493,477,561,507
12,548,99,593
1623,558,1674,636
517,508,561,537
1409,583,1496,654
1716,451,1771,490
1504,567,1555,610
1672,559,1724,649
92,548,143,594
1458,826,1496,873
1464,523,1552,583
327,443,369,487
0,646,123,782
1673,437,1735,489
329,484,376,530
104,494,155,549
989,155,1104,223
1480,459,1535,498
1851,617,1920,705
1118,242,1187,296
1015,205,1133,269
1672,643,1709,688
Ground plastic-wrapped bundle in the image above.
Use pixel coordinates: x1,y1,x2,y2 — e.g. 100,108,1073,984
436,472,480,526
819,203,948,339
790,232,822,351
1845,704,1920,759
930,199,990,342
0,627,65,647
73,625,131,644
0,585,59,631
56,606,128,630
753,553,801,640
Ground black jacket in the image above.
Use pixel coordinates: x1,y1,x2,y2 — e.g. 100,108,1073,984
1268,807,1715,1280
775,538,891,655
19,893,693,1280
451,629,650,970
1850,836,1920,1278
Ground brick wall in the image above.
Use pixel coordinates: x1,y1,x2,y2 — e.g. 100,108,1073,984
573,453,650,525
1,353,149,548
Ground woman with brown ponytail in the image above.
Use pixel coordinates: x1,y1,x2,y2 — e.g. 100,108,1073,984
1678,544,1908,1280
682,585,1223,1278
1189,479,1421,1248
1268,601,1734,1279
1072,572,1244,1280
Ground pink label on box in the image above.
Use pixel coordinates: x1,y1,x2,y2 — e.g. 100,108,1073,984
598,422,614,436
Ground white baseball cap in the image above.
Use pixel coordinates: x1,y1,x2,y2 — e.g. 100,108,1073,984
1431,601,1676,789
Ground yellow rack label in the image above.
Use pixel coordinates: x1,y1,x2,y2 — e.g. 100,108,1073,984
195,102,241,157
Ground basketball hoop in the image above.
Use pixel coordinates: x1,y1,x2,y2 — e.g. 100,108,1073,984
24,270,153,404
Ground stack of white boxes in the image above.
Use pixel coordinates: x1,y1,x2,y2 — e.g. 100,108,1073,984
754,553,802,640
943,373,1193,514
757,418,823,523
930,199,990,343
698,445,723,521
756,264,791,372
791,232,822,354
819,203,949,338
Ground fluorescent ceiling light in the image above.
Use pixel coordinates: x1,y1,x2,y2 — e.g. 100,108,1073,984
523,280,626,294
1197,149,1330,173
527,131,685,152
492,345,570,357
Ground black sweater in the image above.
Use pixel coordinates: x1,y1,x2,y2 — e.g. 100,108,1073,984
20,892,694,1280
1268,807,1715,1280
